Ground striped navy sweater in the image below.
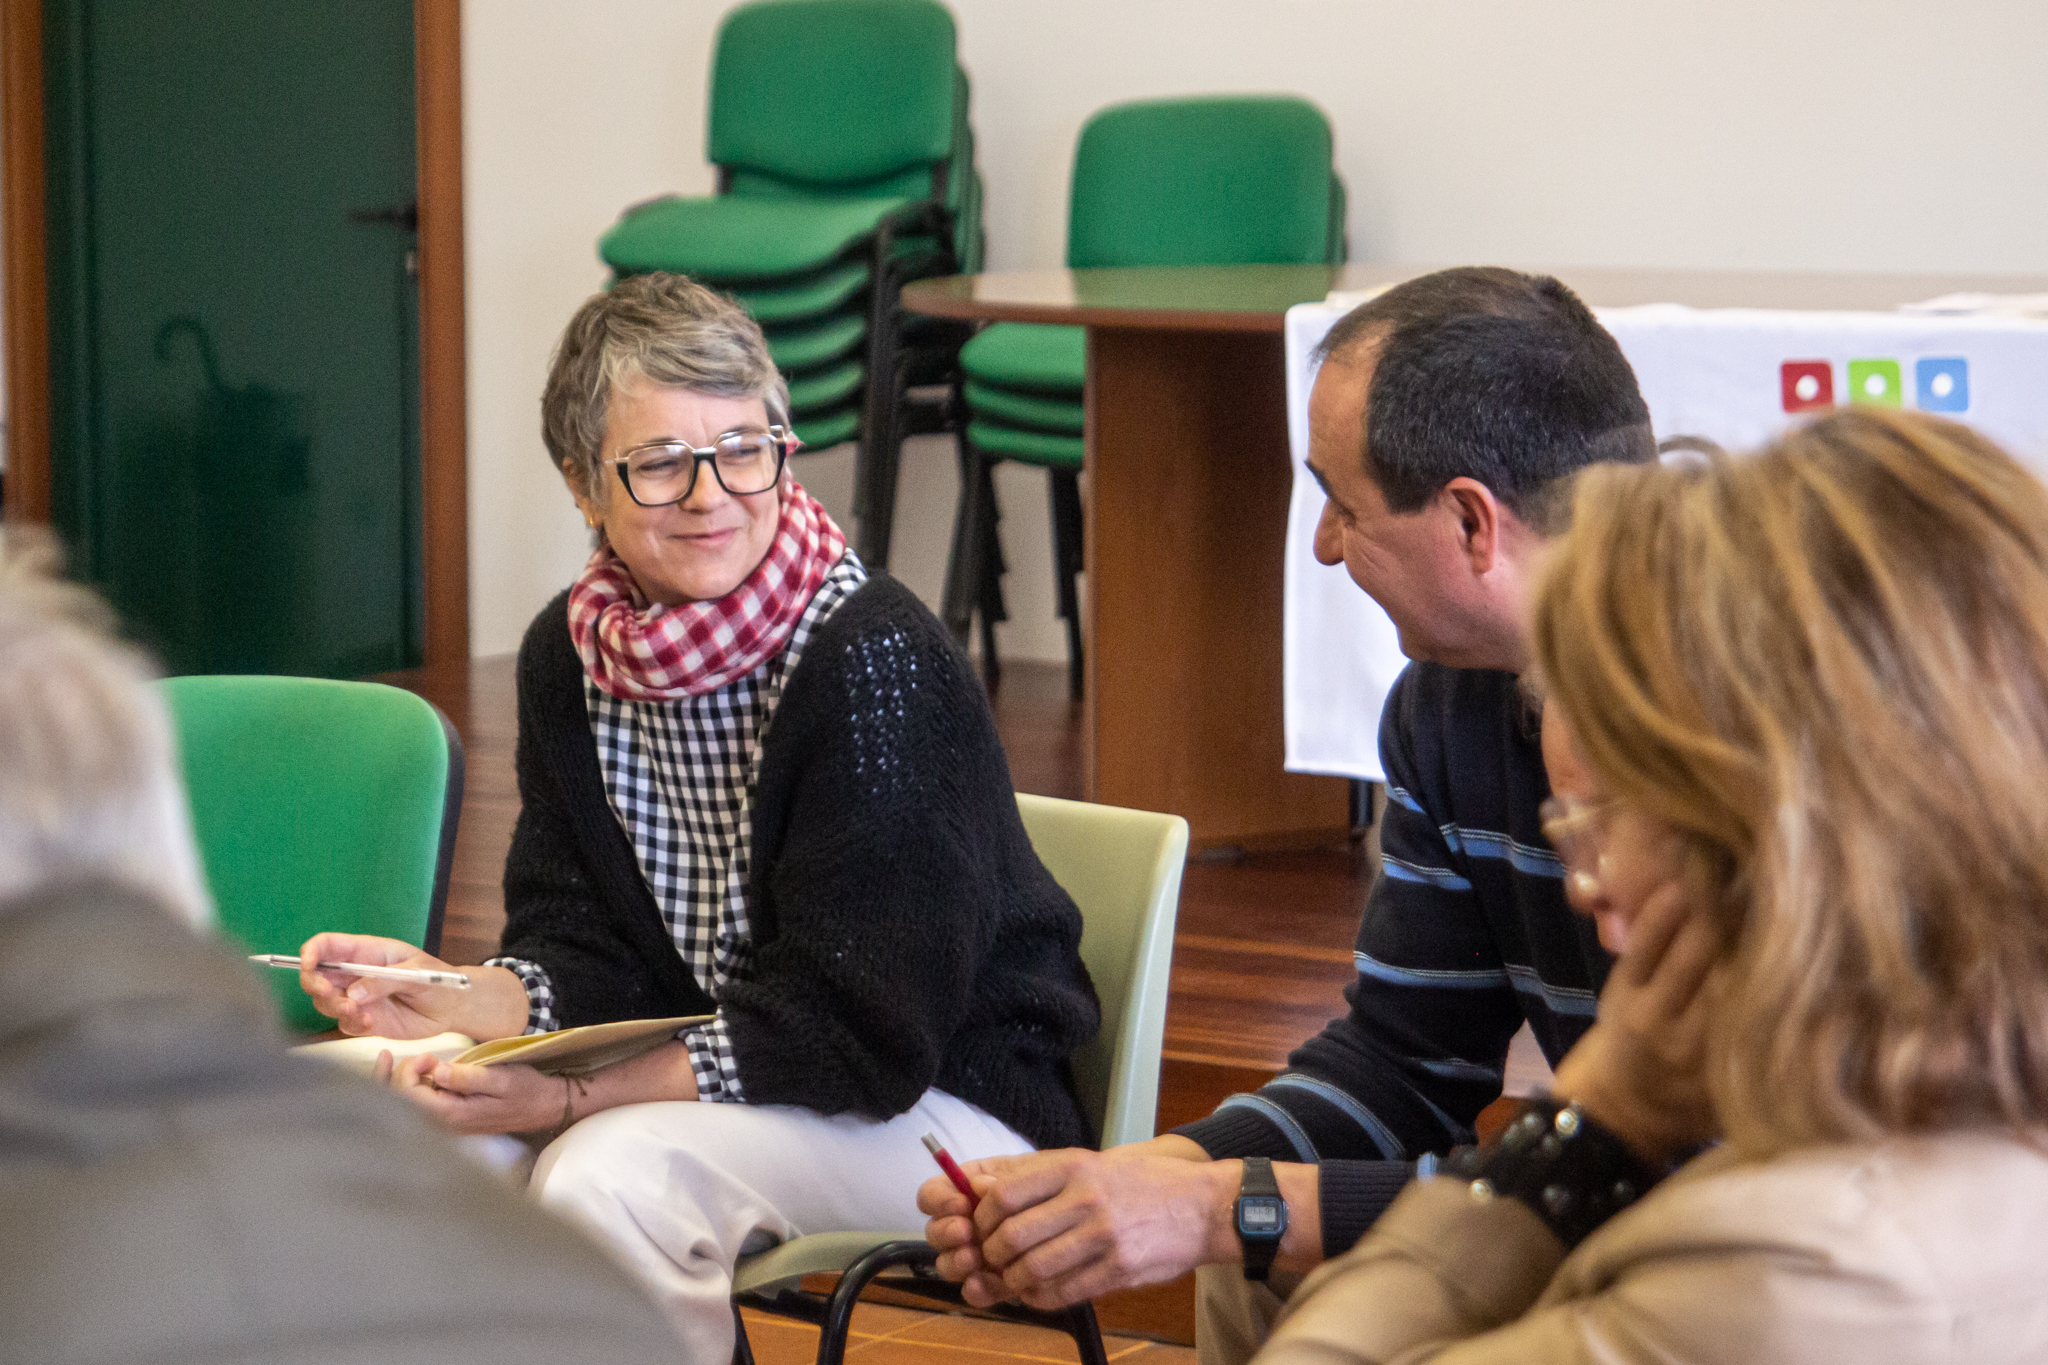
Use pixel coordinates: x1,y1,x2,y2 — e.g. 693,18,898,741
1173,662,1613,1256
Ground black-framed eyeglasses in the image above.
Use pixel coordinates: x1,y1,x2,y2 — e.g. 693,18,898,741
604,426,790,507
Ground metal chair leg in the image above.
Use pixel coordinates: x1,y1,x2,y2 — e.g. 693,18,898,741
1049,467,1085,703
735,1238,1118,1365
853,233,904,569
813,1241,947,1365
941,426,985,645
860,360,908,570
1063,1301,1112,1365
974,458,1006,690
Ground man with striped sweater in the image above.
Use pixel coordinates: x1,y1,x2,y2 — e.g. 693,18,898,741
920,267,1657,1363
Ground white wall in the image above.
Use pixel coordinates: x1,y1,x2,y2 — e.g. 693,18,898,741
463,0,2048,660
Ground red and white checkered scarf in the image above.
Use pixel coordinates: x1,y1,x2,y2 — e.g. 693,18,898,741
567,478,848,701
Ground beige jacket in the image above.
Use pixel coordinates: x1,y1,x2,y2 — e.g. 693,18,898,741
1258,1132,2048,1365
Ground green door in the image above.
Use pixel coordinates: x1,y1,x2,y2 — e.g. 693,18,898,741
43,0,422,677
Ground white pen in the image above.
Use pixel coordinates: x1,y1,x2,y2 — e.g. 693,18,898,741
248,954,473,989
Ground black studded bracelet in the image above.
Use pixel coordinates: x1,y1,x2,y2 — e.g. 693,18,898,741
1438,1098,1668,1251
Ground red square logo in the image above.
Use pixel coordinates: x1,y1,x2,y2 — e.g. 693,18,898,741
1781,360,1834,413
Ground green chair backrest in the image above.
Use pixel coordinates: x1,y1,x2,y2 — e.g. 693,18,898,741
709,0,957,186
726,62,973,205
1067,95,1340,269
158,676,461,1032
1017,793,1188,1148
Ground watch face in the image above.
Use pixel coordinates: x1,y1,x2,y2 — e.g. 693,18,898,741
1238,1197,1285,1234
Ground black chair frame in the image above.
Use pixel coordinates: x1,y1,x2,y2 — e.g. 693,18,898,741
730,1238,1111,1365
939,410,1085,700
422,701,465,957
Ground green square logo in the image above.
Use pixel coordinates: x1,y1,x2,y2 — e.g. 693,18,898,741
1848,358,1903,407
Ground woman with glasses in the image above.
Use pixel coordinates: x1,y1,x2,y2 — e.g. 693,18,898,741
1255,407,2048,1364
298,272,1099,1360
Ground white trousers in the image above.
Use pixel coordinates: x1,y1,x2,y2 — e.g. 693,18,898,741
530,1089,1033,1362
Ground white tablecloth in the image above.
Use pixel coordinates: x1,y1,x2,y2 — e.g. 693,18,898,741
1283,301,2048,781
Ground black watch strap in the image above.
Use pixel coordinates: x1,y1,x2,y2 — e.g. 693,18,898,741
1235,1156,1287,1282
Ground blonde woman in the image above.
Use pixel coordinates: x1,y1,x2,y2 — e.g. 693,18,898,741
1257,408,2048,1363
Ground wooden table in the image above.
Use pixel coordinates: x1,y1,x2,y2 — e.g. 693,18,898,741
901,263,2048,849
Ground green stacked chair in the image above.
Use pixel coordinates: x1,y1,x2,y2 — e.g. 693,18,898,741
599,0,981,569
158,676,463,1033
942,95,1347,697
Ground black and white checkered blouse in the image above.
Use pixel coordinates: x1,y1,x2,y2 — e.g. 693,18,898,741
487,552,867,1101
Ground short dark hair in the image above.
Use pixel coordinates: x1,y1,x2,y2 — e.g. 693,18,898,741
1316,267,1653,531
542,272,789,502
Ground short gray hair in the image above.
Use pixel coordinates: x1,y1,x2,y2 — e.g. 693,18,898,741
541,272,792,501
0,533,211,928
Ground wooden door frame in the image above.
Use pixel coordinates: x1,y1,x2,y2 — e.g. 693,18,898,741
0,0,469,671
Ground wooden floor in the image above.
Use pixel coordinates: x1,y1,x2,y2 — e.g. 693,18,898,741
387,654,1385,1351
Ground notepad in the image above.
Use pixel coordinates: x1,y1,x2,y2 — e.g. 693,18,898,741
294,1014,712,1078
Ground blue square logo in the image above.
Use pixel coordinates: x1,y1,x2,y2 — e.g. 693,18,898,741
1916,357,1970,413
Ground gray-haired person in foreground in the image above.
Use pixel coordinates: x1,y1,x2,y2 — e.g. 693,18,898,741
0,536,683,1364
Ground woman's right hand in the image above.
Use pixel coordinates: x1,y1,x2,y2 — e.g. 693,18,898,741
1551,881,1722,1164
297,932,467,1039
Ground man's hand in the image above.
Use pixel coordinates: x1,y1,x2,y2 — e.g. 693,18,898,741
381,1054,563,1135
1552,880,1720,1163
920,1138,1241,1311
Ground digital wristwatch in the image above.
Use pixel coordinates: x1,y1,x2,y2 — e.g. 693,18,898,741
1234,1155,1288,1281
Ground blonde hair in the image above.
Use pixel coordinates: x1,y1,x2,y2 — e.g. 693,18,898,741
540,272,791,502
0,533,211,929
1532,408,2048,1154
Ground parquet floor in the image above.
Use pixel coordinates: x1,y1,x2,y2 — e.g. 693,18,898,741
385,654,1535,1354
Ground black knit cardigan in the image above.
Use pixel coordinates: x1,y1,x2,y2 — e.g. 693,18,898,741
501,574,1099,1151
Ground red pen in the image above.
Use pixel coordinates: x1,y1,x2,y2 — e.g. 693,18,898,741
922,1132,979,1211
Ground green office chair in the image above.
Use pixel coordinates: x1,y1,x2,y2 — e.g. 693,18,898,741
730,793,1189,1365
159,676,463,1033
599,0,980,569
942,95,1347,696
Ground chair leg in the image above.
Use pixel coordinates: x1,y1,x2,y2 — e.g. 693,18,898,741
734,1236,1116,1365
1062,1301,1113,1365
849,296,879,538
862,361,908,570
975,457,1006,691
853,238,906,570
1049,467,1085,702
813,1241,944,1365
731,1303,757,1365
1064,609,1084,704
979,604,1002,692
940,425,985,645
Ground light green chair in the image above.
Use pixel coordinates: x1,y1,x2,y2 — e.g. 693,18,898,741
158,676,463,1033
943,95,1348,696
730,793,1189,1365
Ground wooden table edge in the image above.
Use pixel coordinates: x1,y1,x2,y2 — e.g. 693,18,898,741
899,280,1287,332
